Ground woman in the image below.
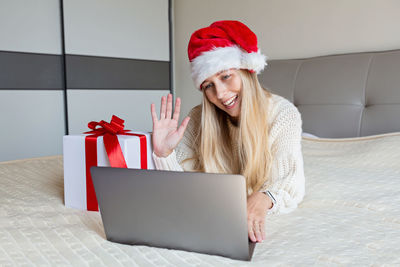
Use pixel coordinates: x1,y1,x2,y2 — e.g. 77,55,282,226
150,20,305,243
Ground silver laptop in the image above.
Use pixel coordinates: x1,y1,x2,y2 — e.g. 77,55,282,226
90,166,256,261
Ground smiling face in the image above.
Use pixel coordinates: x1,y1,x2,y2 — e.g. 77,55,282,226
201,68,243,119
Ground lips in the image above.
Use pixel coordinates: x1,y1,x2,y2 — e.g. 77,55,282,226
222,95,238,109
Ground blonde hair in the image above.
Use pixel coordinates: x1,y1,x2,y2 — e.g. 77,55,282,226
189,70,273,194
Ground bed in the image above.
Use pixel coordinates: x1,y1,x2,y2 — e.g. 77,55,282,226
1,49,400,266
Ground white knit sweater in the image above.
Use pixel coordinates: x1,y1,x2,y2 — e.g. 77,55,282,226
152,93,305,215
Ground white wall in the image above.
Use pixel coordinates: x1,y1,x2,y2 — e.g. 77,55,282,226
173,0,400,120
63,0,171,136
64,0,169,61
0,0,64,162
67,90,169,134
0,0,170,161
0,91,65,160
0,0,61,54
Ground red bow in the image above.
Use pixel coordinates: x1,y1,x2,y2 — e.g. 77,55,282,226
84,115,148,211
85,115,131,169
86,115,128,136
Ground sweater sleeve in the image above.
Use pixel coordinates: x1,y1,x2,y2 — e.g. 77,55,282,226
259,103,305,215
152,150,183,171
152,105,201,172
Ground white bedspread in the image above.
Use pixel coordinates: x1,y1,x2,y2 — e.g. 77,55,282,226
1,132,400,266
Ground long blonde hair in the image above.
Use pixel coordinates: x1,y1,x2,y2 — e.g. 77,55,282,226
189,70,273,194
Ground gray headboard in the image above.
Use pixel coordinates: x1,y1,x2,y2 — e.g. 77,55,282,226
259,49,400,138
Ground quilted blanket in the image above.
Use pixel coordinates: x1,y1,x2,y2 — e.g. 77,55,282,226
1,132,400,266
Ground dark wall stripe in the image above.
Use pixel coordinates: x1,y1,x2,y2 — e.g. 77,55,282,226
66,55,170,89
0,51,63,89
0,51,171,90
0,88,63,91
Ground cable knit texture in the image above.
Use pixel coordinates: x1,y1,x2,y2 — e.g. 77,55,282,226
152,93,305,215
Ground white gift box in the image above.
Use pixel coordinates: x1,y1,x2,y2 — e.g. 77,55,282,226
63,131,155,211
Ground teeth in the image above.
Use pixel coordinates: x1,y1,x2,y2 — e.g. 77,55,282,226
223,95,237,106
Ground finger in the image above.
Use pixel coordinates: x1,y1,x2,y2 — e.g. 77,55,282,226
166,94,173,119
160,96,166,119
172,97,181,122
248,222,257,242
177,117,190,138
261,223,266,241
150,103,158,125
253,221,262,242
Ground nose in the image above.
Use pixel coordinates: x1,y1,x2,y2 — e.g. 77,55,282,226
215,81,228,100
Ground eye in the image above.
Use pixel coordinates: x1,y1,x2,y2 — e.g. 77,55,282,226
203,83,213,90
222,74,231,80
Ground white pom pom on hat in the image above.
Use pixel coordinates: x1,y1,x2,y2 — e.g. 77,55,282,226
187,20,268,90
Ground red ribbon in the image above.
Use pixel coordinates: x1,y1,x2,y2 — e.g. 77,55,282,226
84,115,148,211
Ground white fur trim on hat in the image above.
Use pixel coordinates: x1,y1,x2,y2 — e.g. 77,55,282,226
190,45,267,89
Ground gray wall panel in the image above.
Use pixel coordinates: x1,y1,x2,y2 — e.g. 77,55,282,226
0,90,65,161
66,55,170,89
0,51,62,89
361,105,400,136
260,49,400,137
297,104,363,138
259,60,301,103
0,0,61,54
67,90,170,134
295,54,371,105
366,51,400,104
64,0,169,61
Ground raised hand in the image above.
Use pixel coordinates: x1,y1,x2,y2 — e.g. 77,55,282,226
151,94,190,158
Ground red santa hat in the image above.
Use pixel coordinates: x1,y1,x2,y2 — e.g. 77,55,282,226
187,20,267,89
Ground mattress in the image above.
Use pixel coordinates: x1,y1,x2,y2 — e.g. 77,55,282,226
1,132,399,266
